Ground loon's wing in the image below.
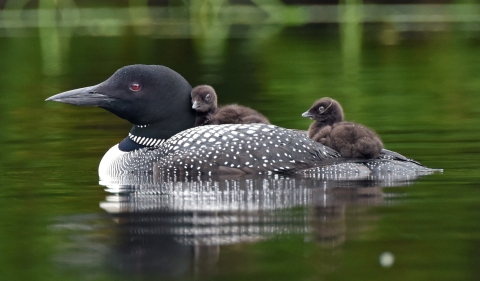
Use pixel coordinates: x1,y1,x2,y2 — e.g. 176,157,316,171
155,124,341,176
379,148,424,166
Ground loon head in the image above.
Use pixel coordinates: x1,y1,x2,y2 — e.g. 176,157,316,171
302,97,344,126
191,85,218,113
46,64,196,141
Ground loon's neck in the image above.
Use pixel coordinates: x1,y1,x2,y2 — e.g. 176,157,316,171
118,123,186,152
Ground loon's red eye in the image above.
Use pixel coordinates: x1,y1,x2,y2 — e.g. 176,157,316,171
129,83,141,91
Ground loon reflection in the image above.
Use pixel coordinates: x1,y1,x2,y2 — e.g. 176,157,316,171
100,174,392,246
51,172,425,279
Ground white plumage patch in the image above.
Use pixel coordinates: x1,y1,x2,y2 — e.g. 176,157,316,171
98,144,127,181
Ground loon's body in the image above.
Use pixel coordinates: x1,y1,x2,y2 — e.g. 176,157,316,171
100,123,343,177
46,65,438,179
303,98,383,159
191,85,270,126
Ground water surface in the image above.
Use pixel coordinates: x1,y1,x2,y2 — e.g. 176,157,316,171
0,6,479,281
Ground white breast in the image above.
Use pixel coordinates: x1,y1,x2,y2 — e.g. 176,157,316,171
98,144,127,182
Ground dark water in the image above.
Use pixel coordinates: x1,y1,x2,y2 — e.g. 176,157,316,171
1,10,480,281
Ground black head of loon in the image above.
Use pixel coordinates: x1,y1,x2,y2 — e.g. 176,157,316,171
302,98,383,159
46,64,196,151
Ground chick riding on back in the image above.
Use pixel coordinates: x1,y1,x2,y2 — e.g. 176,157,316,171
302,97,383,159
191,85,270,126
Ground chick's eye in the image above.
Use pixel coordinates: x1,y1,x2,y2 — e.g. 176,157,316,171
129,83,141,91
318,106,325,113
205,94,211,101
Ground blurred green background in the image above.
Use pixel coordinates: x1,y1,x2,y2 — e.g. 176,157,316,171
0,1,480,281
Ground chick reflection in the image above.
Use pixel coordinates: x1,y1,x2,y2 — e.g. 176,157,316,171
311,186,384,248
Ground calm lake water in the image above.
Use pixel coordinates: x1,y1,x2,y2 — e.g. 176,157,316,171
1,6,480,281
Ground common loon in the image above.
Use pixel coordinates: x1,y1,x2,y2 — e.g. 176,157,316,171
191,85,270,126
45,64,438,179
302,97,383,159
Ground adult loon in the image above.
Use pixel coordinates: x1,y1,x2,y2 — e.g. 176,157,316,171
45,64,438,178
302,97,383,159
191,85,270,126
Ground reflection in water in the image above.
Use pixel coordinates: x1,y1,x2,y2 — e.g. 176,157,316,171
50,170,427,279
